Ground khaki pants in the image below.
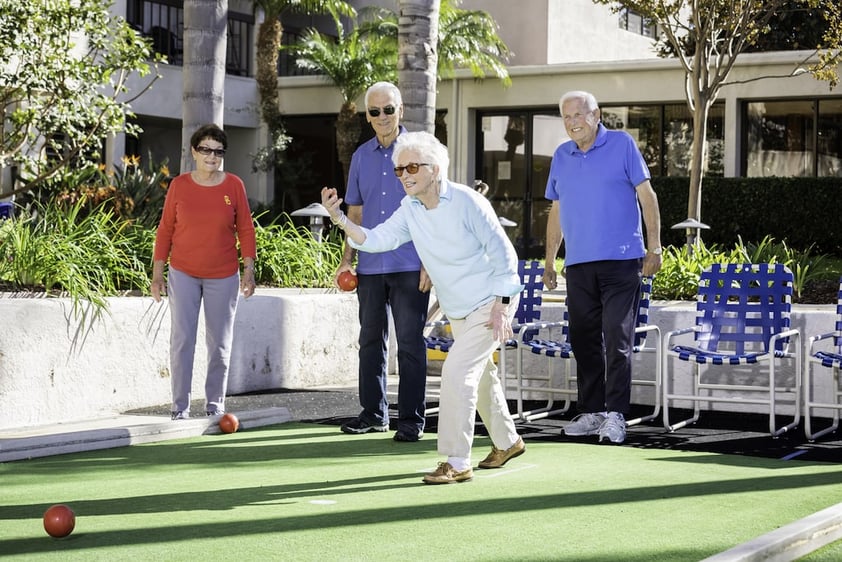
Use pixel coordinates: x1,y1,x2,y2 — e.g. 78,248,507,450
436,297,521,465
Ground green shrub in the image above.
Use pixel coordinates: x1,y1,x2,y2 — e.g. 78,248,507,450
652,177,842,255
253,214,343,288
0,199,153,343
651,237,836,300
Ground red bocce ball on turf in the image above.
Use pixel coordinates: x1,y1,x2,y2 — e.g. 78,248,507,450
219,413,239,434
338,271,358,292
43,504,76,538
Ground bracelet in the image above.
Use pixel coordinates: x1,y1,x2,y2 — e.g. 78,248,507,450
331,212,348,229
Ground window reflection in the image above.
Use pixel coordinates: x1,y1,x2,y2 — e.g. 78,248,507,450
601,105,662,175
745,101,814,177
664,104,724,177
817,99,842,177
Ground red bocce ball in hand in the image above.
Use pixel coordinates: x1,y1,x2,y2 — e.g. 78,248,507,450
338,271,358,292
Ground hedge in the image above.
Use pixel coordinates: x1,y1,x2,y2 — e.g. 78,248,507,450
652,176,842,254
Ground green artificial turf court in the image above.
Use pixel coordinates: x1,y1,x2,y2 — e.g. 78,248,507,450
2,422,841,561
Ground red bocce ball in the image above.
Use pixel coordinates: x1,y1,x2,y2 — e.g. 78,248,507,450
338,271,358,292
43,504,76,538
219,413,239,434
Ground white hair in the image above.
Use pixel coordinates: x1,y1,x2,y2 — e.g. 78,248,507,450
365,81,402,107
393,131,449,183
559,90,599,112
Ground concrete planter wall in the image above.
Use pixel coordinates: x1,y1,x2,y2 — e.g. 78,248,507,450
1,290,837,432
0,290,360,431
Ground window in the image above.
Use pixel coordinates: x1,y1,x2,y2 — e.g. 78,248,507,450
601,105,662,175
743,98,842,177
618,8,657,38
664,103,725,177
126,0,253,76
601,103,724,177
474,103,725,258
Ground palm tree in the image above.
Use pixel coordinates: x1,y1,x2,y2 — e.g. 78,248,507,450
436,0,511,86
358,0,511,137
433,0,511,141
283,0,511,178
252,0,355,171
285,7,397,184
181,0,229,171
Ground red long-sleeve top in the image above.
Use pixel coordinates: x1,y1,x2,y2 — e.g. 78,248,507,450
153,172,257,278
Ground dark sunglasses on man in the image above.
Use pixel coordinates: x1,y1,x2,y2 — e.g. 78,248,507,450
368,106,397,117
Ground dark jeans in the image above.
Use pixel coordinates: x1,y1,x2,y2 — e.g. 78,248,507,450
565,259,642,414
357,271,430,433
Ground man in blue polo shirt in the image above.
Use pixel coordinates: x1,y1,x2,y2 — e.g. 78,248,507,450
335,81,431,442
543,90,663,445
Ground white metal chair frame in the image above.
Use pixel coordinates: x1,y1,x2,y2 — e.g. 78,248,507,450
425,260,544,415
512,276,662,425
803,278,842,441
662,263,801,437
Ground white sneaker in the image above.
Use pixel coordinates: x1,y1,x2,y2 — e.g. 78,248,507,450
598,412,627,444
563,412,606,436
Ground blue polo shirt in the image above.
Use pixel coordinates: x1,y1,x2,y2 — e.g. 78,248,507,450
349,180,523,319
545,124,650,267
344,127,422,275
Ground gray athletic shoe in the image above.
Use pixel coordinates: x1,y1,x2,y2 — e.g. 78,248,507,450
598,411,627,444
563,412,606,436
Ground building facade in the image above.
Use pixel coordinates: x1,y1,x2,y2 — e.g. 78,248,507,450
113,0,840,257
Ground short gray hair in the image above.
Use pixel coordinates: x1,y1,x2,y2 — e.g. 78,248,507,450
393,131,449,183
365,81,402,107
559,90,599,112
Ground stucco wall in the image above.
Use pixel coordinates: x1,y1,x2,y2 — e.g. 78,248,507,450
0,290,360,431
2,291,836,432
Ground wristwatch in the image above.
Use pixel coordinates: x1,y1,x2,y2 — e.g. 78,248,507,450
497,296,511,304
648,247,663,255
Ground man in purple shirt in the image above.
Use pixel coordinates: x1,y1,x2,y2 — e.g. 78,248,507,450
336,82,431,442
544,90,662,445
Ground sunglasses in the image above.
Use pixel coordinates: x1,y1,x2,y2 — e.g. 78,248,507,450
394,163,431,177
195,146,226,157
368,105,397,117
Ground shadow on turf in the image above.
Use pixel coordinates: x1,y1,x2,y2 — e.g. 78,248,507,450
366,400,842,464
3,447,842,556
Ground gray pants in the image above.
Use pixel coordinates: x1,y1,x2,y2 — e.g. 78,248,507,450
168,267,240,414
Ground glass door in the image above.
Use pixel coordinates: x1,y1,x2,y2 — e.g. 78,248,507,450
477,109,565,259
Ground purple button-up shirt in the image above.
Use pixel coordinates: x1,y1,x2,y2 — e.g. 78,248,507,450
344,127,422,274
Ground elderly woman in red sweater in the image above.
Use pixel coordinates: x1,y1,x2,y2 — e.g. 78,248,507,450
150,123,257,420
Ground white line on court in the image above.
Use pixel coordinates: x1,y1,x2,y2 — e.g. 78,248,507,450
479,463,539,478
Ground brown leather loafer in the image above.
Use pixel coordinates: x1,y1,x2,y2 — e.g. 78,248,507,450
422,462,473,484
478,436,525,469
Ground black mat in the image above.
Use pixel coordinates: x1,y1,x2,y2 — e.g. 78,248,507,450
312,396,842,464
130,389,842,464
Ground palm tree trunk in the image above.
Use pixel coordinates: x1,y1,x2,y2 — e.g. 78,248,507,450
181,0,228,172
336,102,361,186
398,0,440,134
256,15,283,133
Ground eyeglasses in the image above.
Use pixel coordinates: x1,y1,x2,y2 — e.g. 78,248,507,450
195,146,226,157
368,105,396,117
393,163,431,177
